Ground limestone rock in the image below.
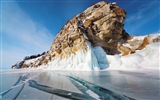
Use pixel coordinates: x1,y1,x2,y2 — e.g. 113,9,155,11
12,1,130,68
118,43,132,56
121,34,160,56
49,1,128,58
137,37,149,50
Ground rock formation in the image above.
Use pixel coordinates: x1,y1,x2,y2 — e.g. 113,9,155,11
12,1,160,69
118,34,160,56
49,1,129,58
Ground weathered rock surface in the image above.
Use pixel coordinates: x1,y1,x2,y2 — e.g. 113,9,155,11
49,1,128,58
119,34,160,56
11,1,160,69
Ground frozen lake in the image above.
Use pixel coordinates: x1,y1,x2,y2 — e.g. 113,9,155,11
0,69,159,100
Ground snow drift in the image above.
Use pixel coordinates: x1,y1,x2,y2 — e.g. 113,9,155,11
107,42,160,70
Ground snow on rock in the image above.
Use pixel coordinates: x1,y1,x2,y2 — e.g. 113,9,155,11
107,42,160,70
120,33,160,56
12,31,160,71
24,56,42,65
128,33,159,44
122,43,131,48
41,42,108,71
129,35,145,42
42,41,160,71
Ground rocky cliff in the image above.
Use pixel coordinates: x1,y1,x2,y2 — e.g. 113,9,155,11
49,1,128,57
12,1,160,70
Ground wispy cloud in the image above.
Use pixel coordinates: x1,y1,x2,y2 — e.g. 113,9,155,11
1,1,54,68
125,1,154,23
124,1,159,35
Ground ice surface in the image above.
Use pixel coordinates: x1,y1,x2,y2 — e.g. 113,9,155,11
86,90,100,100
1,33,159,99
0,70,159,100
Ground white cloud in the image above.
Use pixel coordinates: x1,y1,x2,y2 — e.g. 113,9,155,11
1,2,54,68
126,1,157,23
125,1,158,34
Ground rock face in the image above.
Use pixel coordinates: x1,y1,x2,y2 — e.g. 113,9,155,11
118,34,160,56
12,1,160,69
49,1,128,58
12,1,129,69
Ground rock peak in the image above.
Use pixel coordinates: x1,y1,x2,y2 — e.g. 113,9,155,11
12,1,129,69
49,1,128,57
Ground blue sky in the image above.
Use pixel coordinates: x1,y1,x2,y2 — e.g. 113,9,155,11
0,0,159,69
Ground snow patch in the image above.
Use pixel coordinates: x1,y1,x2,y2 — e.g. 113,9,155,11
129,33,160,43
107,42,160,70
122,43,131,48
130,35,145,42
24,56,42,65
